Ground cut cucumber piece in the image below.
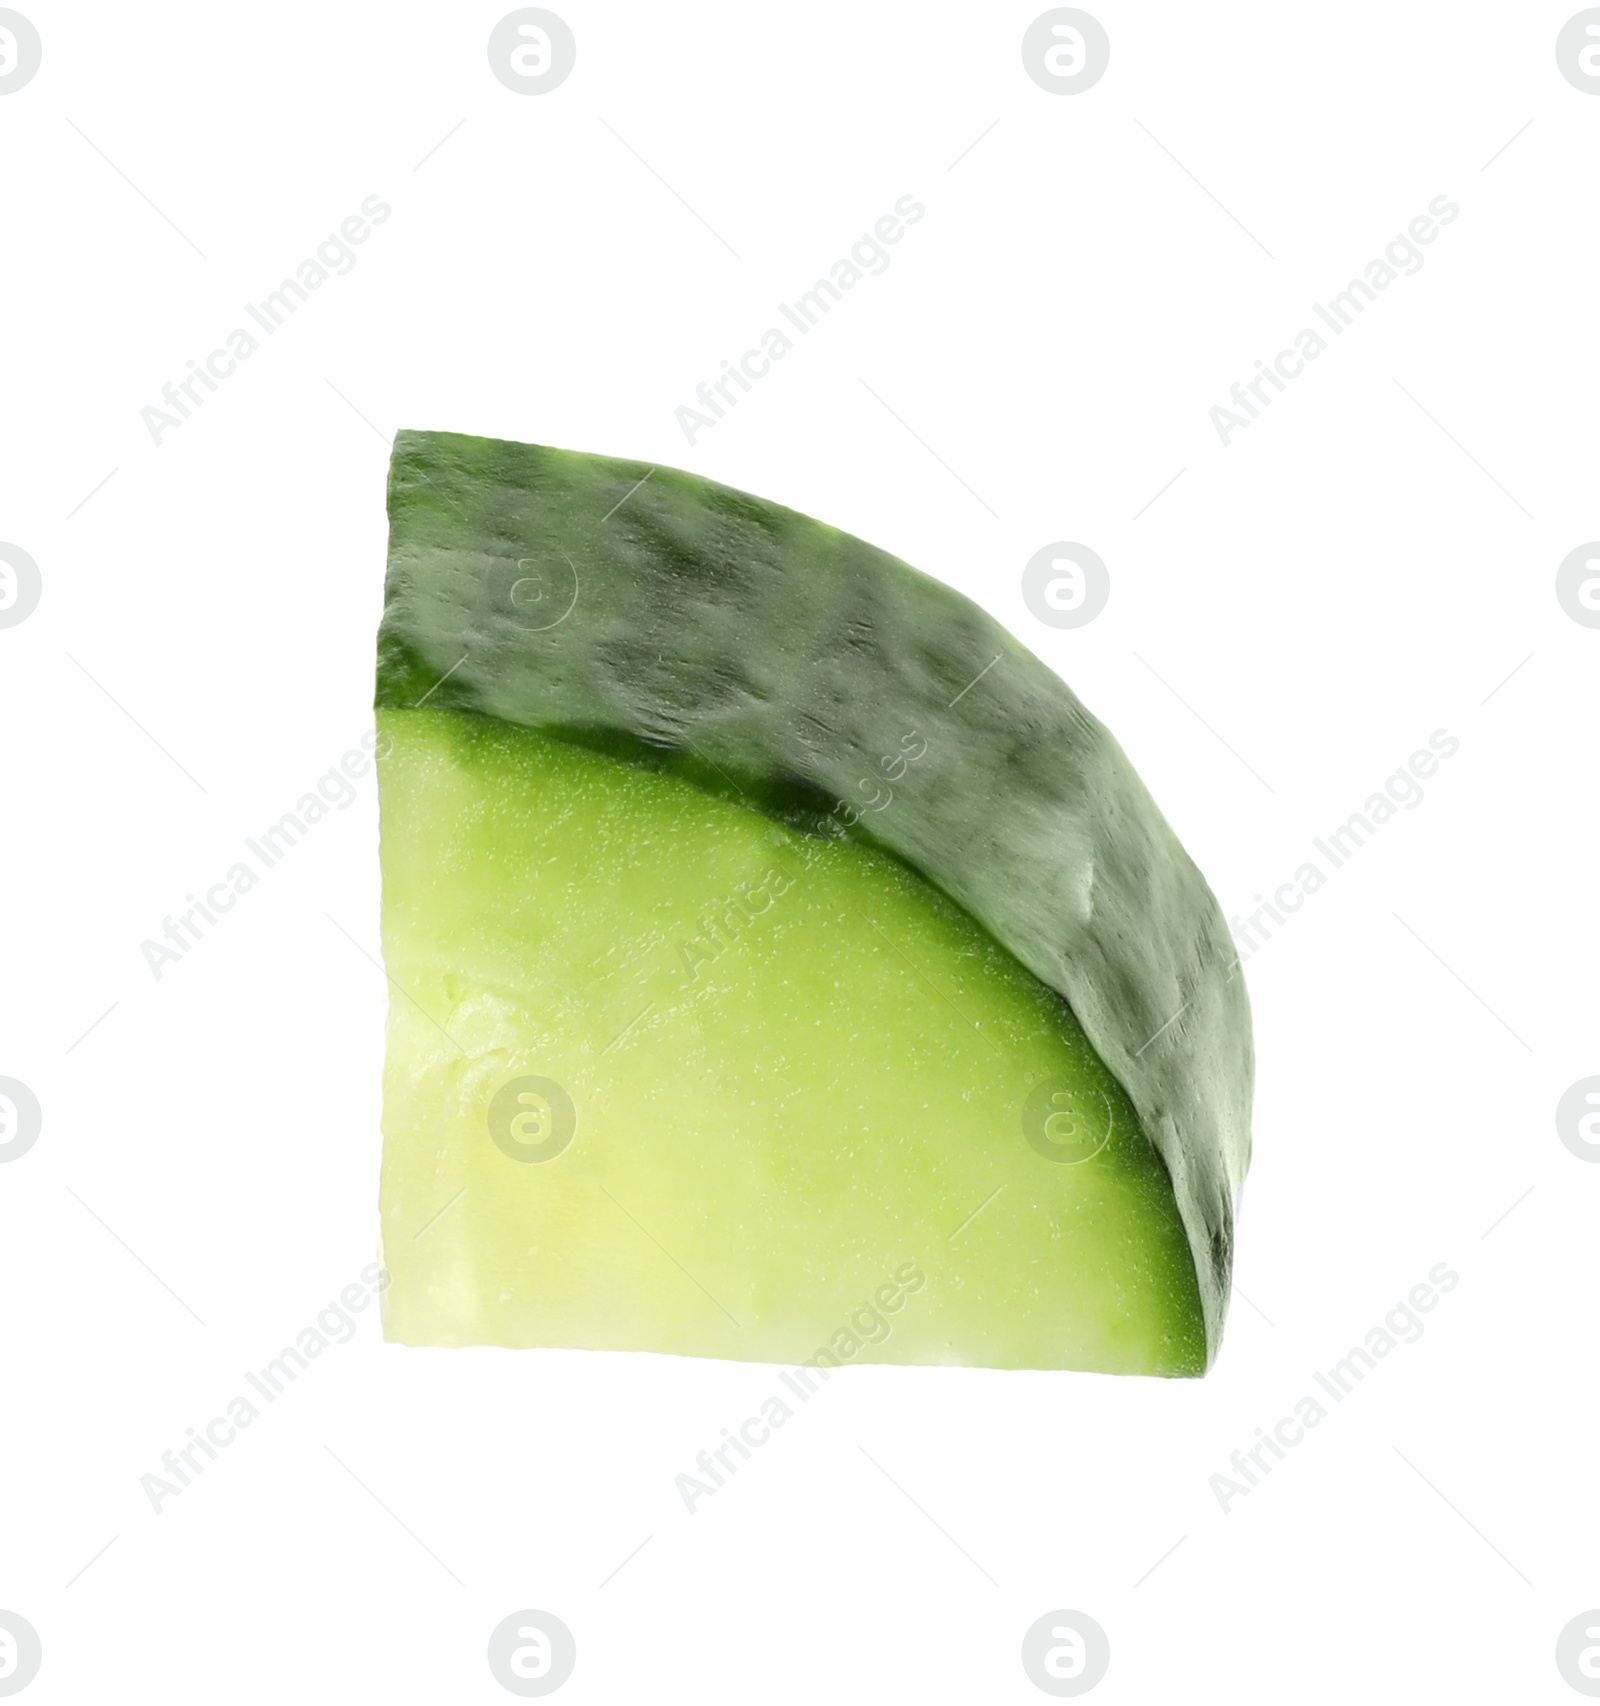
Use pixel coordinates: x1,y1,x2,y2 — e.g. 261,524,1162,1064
376,430,1253,1372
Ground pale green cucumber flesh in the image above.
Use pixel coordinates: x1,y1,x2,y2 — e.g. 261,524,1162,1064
377,706,1206,1376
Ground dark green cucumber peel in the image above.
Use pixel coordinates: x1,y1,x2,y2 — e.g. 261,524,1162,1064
376,428,1254,1367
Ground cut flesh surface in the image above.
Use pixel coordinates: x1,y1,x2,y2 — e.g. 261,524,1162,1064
378,706,1206,1376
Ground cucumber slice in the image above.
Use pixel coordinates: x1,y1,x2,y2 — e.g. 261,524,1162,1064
376,431,1252,1372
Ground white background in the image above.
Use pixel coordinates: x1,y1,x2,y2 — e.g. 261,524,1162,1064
3,2,1597,1700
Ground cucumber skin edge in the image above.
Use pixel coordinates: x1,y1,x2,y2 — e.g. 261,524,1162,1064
375,428,1254,1370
